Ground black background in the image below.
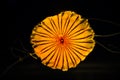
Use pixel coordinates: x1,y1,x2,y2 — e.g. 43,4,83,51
5,0,120,80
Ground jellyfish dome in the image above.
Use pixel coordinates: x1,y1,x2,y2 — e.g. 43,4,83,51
30,11,95,71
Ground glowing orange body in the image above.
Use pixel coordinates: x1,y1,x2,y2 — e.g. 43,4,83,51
30,11,95,71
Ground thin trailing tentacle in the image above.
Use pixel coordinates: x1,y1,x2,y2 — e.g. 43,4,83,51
0,55,28,78
96,41,120,54
1,45,37,78
95,32,120,37
89,18,120,53
11,47,38,59
88,18,120,37
88,18,120,26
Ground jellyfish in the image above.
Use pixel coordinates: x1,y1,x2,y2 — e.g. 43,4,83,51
30,11,120,71
1,11,120,78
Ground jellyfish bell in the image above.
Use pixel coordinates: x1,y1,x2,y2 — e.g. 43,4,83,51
30,11,96,71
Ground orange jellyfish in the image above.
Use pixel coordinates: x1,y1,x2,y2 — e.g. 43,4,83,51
30,11,95,71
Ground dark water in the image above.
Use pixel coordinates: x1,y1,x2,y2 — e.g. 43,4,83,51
5,0,120,80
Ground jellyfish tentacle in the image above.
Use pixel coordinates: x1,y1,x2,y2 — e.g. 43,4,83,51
90,18,120,53
11,47,29,55
0,53,29,78
95,32,120,37
1,40,38,77
88,18,120,26
96,41,120,54
0,59,20,78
